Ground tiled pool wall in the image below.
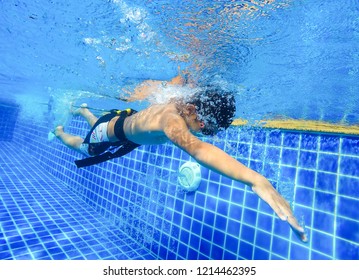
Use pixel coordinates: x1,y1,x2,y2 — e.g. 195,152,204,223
7,106,359,260
0,100,19,141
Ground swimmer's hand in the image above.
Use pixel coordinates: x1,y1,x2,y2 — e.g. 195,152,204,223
251,177,308,243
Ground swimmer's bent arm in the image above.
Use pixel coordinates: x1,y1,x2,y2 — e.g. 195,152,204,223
120,74,188,102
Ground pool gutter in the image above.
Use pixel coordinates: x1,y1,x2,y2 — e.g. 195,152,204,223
232,118,359,136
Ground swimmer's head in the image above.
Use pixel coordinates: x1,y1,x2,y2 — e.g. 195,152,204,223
190,88,236,136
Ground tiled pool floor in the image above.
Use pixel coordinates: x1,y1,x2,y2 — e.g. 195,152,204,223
0,142,156,260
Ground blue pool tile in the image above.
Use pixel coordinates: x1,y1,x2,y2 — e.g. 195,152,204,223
290,243,309,260
273,218,290,239
318,153,338,173
253,247,269,260
229,204,243,220
215,215,228,232
263,163,279,181
255,230,272,251
199,239,211,256
336,217,359,243
241,224,255,243
227,220,241,236
184,203,194,217
211,244,224,259
245,192,259,209
271,237,289,258
282,149,298,166
316,172,337,193
205,196,217,212
201,225,213,242
167,251,177,260
188,248,198,260
338,176,359,199
337,196,359,220
161,233,169,247
311,251,332,260
223,251,237,260
217,200,229,216
237,143,250,158
249,160,263,173
225,235,239,254
0,252,12,259
251,145,265,161
253,130,267,144
191,221,202,236
314,191,336,213
198,253,210,260
335,238,359,260
283,133,300,148
271,254,285,260
313,211,334,234
173,212,181,226
207,180,219,196
257,213,273,232
180,230,190,244
266,147,281,163
204,211,215,226
311,230,333,256
12,247,31,258
9,240,27,250
258,199,276,215
319,135,340,153
195,193,206,207
239,129,253,143
231,188,245,205
218,185,231,200
239,241,253,260
268,130,282,146
341,137,359,156
279,166,296,183
52,252,68,260
295,187,314,207
178,243,188,259
299,151,317,169
174,199,184,212
213,230,225,247
297,169,315,188
243,208,257,226
340,156,359,177
193,207,204,222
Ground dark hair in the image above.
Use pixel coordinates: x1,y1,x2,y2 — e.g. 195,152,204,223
191,88,236,135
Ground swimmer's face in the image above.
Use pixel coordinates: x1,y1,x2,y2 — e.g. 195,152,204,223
183,104,219,136
182,104,204,133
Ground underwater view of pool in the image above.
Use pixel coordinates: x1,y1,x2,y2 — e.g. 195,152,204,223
0,0,358,260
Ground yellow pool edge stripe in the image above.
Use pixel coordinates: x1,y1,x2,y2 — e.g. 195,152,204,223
232,118,359,136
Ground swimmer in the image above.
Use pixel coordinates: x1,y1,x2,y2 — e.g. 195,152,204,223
53,76,308,243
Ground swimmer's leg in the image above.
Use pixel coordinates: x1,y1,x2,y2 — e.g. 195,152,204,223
54,126,84,153
72,103,98,128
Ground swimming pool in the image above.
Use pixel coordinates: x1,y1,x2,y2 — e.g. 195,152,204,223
1,0,358,260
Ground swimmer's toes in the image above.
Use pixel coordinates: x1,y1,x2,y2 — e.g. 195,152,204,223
71,103,88,115
54,126,64,136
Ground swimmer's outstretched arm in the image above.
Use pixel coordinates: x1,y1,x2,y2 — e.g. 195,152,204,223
163,115,308,243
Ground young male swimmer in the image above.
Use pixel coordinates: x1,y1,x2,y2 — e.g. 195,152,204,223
54,75,308,243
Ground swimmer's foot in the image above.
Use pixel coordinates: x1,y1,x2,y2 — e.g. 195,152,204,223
47,125,64,141
54,125,64,137
71,103,88,116
47,131,56,141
